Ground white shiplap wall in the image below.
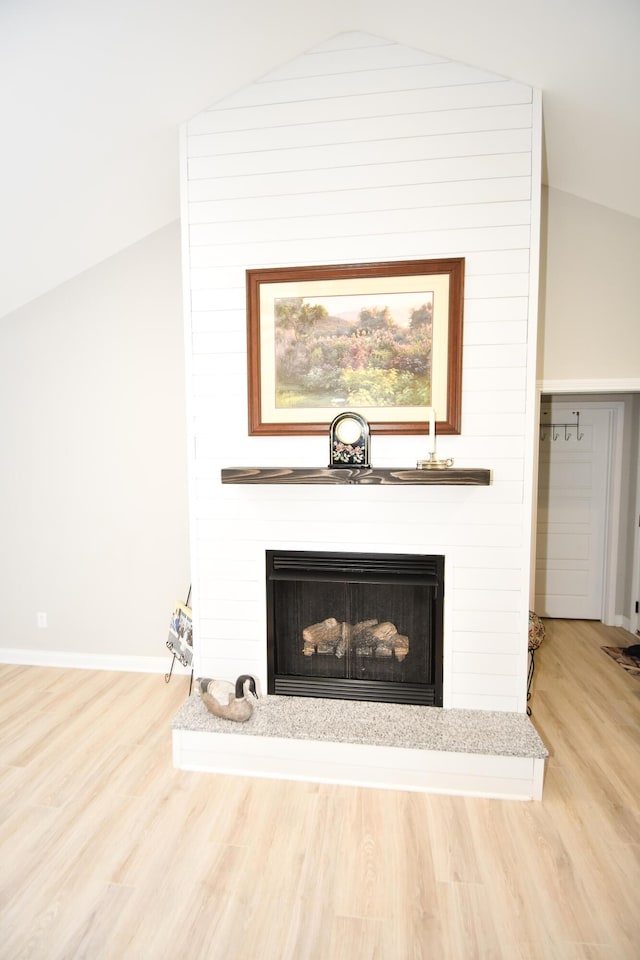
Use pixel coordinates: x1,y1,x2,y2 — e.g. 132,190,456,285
181,31,542,712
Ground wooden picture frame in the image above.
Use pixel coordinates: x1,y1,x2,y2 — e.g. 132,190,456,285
246,258,464,436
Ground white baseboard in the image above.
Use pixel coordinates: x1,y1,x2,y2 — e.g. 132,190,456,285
0,647,193,675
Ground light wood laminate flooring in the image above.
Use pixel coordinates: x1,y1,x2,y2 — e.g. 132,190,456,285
1,619,639,959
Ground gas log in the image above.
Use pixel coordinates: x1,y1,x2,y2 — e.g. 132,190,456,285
301,617,341,656
302,618,409,660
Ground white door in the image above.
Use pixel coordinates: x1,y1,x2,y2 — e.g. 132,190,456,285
535,402,614,619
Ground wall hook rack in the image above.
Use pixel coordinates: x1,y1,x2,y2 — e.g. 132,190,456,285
539,410,583,442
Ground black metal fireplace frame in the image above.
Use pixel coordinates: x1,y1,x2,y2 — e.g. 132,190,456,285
266,550,444,706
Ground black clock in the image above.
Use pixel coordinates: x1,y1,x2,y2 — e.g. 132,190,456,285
329,412,370,468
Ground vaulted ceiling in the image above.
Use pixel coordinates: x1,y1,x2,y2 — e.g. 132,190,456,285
1,0,638,320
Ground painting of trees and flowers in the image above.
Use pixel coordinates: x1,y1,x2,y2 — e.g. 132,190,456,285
246,258,464,436
274,292,433,409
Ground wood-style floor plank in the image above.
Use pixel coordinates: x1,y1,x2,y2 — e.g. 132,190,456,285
0,619,639,959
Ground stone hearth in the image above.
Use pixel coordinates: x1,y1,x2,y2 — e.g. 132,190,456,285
172,694,548,800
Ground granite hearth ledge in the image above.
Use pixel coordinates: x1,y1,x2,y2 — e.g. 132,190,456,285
221,467,491,485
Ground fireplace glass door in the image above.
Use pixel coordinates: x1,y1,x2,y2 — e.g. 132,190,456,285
266,550,444,705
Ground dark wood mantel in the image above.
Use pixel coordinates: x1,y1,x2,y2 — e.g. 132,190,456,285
221,467,491,486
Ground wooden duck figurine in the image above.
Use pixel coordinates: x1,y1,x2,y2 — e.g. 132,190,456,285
196,674,258,722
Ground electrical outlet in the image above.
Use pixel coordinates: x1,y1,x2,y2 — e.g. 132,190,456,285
37,612,48,629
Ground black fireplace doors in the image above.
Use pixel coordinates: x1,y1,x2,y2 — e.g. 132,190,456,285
266,550,444,706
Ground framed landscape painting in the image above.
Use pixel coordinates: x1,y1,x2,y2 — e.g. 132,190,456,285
246,258,464,436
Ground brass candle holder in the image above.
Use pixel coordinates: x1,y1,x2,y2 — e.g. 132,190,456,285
416,453,454,470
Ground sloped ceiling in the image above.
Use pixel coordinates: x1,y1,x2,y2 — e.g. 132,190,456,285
1,0,638,320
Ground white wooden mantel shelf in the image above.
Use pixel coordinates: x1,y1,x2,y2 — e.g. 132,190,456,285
221,467,491,486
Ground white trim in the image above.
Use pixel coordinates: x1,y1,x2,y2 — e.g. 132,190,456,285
179,120,200,679
522,87,543,709
529,388,543,609
538,378,640,394
632,428,640,635
604,405,625,625
0,648,193,675
534,397,625,625
545,389,640,632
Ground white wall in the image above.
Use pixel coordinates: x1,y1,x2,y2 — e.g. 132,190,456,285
182,32,542,712
538,189,640,629
540,188,640,381
1,43,636,677
0,222,190,664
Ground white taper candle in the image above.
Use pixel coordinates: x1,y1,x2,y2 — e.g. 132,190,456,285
427,407,436,454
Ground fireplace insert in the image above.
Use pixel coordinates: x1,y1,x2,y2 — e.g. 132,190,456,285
266,550,444,705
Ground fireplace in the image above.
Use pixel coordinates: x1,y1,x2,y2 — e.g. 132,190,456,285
266,550,444,706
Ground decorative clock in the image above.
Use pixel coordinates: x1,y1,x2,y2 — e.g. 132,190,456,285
329,412,370,468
